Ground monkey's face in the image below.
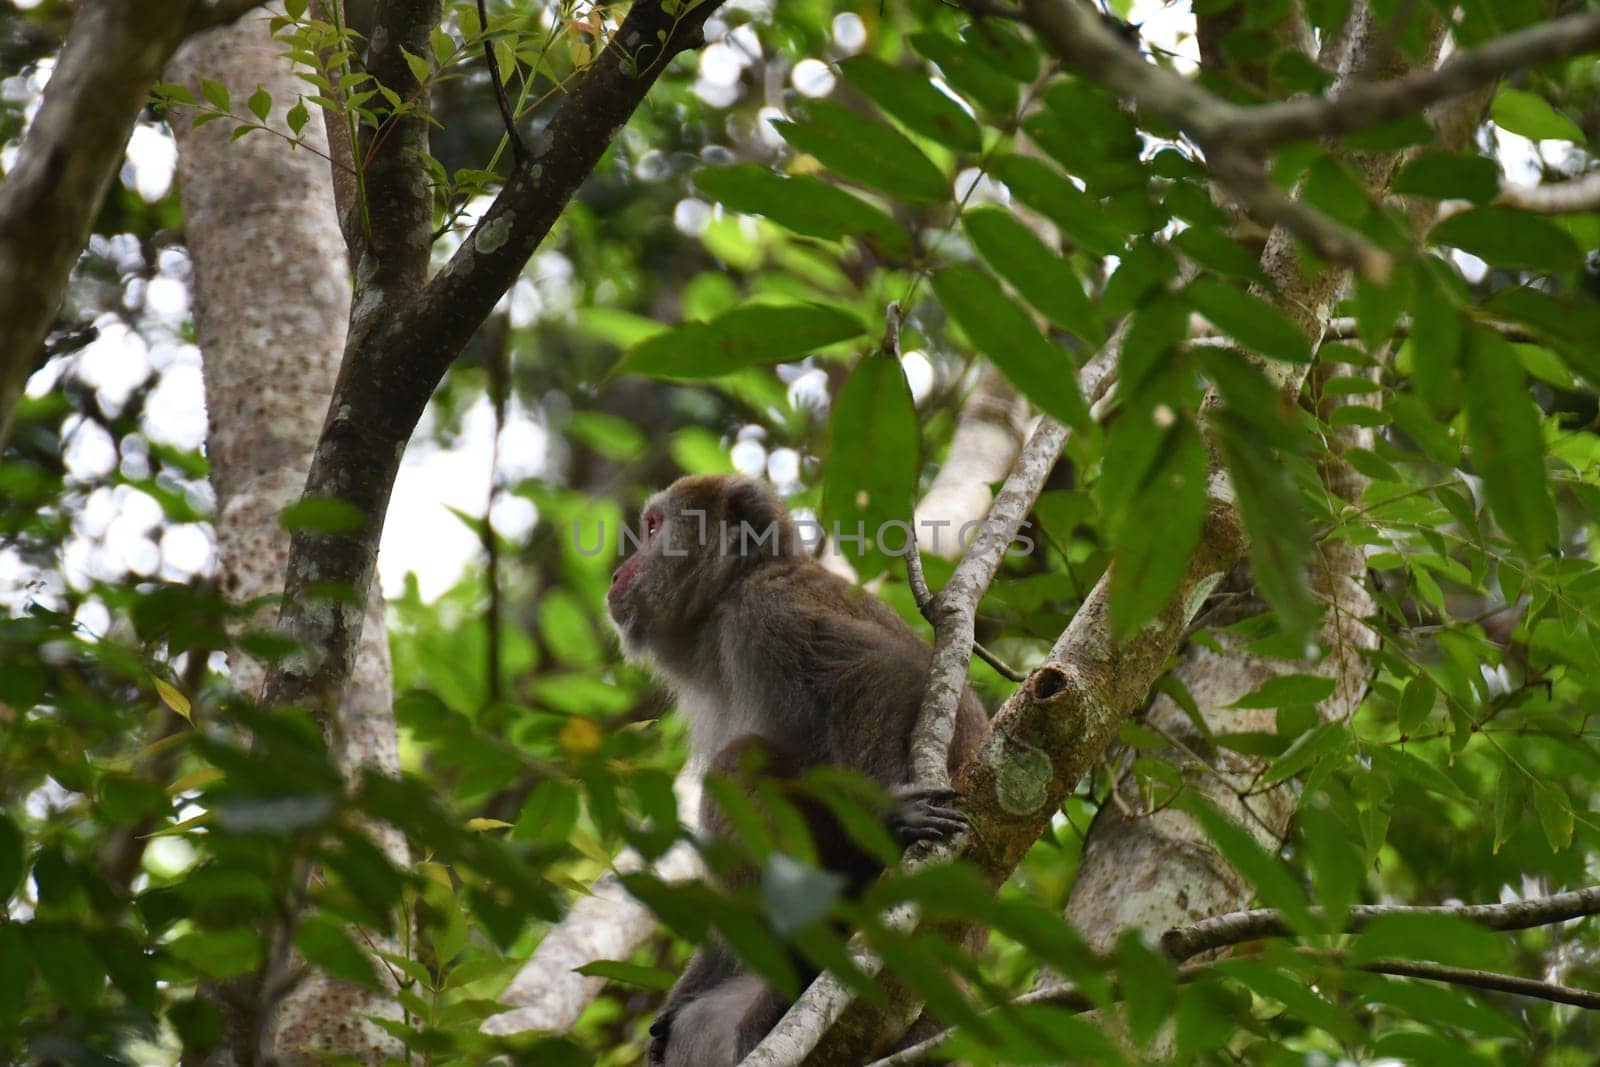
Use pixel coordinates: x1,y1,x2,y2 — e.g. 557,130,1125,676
606,475,798,661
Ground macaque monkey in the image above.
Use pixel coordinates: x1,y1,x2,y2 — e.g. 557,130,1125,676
606,474,987,1066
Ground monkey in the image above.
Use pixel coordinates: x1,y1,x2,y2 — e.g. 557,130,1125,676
606,473,988,1067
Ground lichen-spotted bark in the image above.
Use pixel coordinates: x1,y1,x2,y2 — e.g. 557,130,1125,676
169,7,407,1062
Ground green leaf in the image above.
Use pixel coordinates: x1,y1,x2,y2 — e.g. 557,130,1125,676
574,960,679,991
27,923,103,1010
1430,207,1582,272
1211,413,1317,639
1462,326,1555,556
1531,780,1574,851
1113,930,1176,1047
773,101,948,203
400,45,433,87
294,915,378,989
567,410,646,461
247,86,271,122
279,495,367,534
993,156,1126,256
931,265,1090,432
692,165,908,257
1491,87,1584,142
537,589,601,666
839,55,982,152
1261,721,1350,787
1185,279,1312,363
821,353,920,579
1349,913,1508,970
1231,674,1337,710
1390,151,1500,203
199,77,231,113
908,32,1018,114
1396,674,1435,736
1186,796,1315,934
616,303,865,380
1106,415,1207,634
962,208,1101,344
286,99,309,136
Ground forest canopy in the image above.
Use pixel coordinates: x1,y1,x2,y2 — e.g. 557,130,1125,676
4,0,1600,1063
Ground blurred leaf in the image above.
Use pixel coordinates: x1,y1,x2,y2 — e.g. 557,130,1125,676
908,32,1019,114
617,303,865,380
692,165,909,256
1230,674,1336,709
1211,413,1317,639
1391,152,1500,202
279,495,367,534
962,207,1102,344
1430,207,1582,272
0,813,21,904
1106,415,1206,634
1531,780,1574,851
1185,279,1312,363
773,101,948,203
994,155,1127,256
1185,796,1315,934
839,55,982,151
1463,326,1556,556
1492,87,1584,141
154,677,192,723
821,352,919,579
931,265,1090,432
574,959,678,990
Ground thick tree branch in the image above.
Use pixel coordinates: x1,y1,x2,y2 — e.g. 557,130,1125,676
0,0,199,448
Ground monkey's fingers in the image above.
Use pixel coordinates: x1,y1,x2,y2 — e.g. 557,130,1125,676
892,784,961,803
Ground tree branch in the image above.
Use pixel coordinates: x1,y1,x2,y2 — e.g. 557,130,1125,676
1162,884,1600,962
1015,0,1600,275
258,0,724,719
1498,169,1600,214
0,0,197,449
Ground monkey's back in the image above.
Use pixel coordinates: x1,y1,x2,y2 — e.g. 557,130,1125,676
711,555,987,786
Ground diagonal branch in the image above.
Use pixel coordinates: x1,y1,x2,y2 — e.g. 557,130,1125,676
258,0,725,719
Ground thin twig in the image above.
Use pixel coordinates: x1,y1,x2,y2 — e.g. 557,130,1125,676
477,0,528,164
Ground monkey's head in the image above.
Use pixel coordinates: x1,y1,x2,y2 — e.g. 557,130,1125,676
607,475,801,660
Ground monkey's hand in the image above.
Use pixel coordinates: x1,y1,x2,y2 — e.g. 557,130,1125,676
647,1008,675,1066
887,785,968,848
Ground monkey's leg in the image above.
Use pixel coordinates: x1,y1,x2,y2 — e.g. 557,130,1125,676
649,940,738,1066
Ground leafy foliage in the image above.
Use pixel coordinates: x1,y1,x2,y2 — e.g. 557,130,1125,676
7,0,1600,1062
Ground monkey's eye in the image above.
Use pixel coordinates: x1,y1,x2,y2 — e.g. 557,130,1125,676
643,509,663,540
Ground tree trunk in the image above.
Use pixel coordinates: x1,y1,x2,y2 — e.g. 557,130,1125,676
168,8,407,1061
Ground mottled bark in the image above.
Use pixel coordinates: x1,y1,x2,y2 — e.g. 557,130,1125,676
169,8,406,1062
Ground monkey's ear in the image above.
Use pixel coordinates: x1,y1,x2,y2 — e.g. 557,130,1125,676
722,478,782,534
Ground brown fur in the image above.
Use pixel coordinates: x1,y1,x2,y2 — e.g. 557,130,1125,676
607,475,987,1065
